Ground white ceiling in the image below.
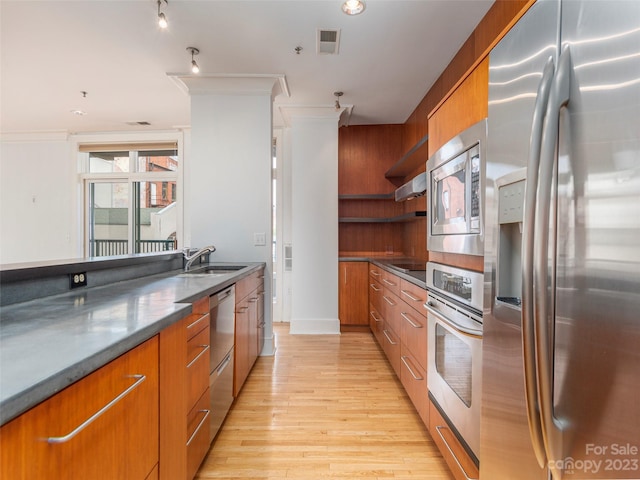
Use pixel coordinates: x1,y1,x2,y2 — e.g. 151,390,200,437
0,0,494,134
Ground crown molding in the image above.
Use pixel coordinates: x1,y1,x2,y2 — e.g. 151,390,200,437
167,73,289,99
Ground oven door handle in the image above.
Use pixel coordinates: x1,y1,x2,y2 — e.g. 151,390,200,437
424,302,482,337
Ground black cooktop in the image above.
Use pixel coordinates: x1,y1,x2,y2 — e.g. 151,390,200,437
387,262,426,273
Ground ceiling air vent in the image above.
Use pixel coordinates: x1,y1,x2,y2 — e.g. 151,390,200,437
317,29,341,55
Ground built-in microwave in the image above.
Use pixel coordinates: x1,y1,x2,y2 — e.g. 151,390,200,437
427,119,487,257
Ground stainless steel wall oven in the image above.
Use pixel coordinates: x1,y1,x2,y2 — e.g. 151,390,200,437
425,262,483,461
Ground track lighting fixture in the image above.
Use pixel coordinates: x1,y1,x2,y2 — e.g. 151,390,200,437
342,0,365,15
157,0,168,29
187,47,200,74
334,91,344,110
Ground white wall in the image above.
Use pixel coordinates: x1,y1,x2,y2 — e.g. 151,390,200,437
187,87,275,355
188,94,272,259
288,114,340,334
0,136,78,264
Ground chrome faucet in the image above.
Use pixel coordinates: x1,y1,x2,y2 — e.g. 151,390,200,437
183,245,216,271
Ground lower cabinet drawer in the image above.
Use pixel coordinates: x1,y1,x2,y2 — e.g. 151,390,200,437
381,327,401,377
187,326,210,410
369,305,384,345
400,308,427,371
429,399,479,480
399,349,428,427
187,389,211,480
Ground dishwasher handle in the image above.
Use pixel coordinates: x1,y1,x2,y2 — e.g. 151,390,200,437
210,285,235,309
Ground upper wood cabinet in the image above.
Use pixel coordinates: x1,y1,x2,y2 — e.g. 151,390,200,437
1,337,159,480
428,58,489,157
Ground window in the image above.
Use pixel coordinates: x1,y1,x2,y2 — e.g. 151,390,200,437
82,145,179,257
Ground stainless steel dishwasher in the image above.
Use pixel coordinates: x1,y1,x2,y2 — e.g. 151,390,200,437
209,285,235,442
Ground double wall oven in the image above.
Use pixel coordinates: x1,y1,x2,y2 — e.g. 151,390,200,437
425,262,483,462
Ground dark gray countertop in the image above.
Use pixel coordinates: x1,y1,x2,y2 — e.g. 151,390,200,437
339,256,427,287
0,262,263,426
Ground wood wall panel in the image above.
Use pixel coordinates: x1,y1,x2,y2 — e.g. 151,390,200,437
338,124,404,195
339,199,404,219
339,223,403,257
402,218,428,262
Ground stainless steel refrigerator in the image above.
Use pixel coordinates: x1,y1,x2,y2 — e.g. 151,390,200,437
481,0,640,479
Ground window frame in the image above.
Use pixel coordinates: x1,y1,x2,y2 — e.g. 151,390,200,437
78,138,182,258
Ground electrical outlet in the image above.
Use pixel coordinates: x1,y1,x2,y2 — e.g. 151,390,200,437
70,272,87,289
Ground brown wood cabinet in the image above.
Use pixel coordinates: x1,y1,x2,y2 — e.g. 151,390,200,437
368,266,385,345
368,266,429,427
159,296,210,480
338,261,369,328
0,337,159,480
398,278,429,426
234,268,265,397
429,399,479,480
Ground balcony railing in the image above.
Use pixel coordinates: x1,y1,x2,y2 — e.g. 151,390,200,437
92,239,177,257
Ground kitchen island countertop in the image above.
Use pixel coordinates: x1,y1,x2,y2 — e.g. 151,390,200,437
0,262,263,426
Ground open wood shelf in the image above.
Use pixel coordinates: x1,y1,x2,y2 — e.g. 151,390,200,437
384,133,429,179
339,211,426,223
338,193,395,200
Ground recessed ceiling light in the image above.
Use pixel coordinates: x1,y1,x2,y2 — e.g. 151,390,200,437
342,0,365,15
70,110,87,116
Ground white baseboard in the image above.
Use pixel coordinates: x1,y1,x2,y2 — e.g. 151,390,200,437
289,318,341,335
259,333,276,356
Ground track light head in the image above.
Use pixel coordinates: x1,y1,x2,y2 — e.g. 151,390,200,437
334,91,344,110
187,47,200,74
157,0,168,29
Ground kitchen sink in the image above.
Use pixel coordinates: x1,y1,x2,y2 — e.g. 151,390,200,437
178,265,247,277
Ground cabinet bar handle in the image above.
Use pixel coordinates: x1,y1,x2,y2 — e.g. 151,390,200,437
435,425,478,480
383,296,396,306
46,374,146,444
400,356,423,380
382,330,397,345
401,290,420,302
249,297,259,303
400,312,422,328
186,313,208,331
186,409,211,447
370,311,382,322
370,270,381,277
370,283,381,292
237,307,249,313
187,345,210,368
382,278,396,287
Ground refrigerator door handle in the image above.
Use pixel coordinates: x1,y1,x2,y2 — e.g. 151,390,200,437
522,55,555,470
534,44,572,480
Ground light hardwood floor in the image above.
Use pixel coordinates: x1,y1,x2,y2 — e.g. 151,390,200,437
195,323,454,480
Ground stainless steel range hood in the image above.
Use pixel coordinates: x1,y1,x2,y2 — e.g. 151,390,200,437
394,172,426,201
